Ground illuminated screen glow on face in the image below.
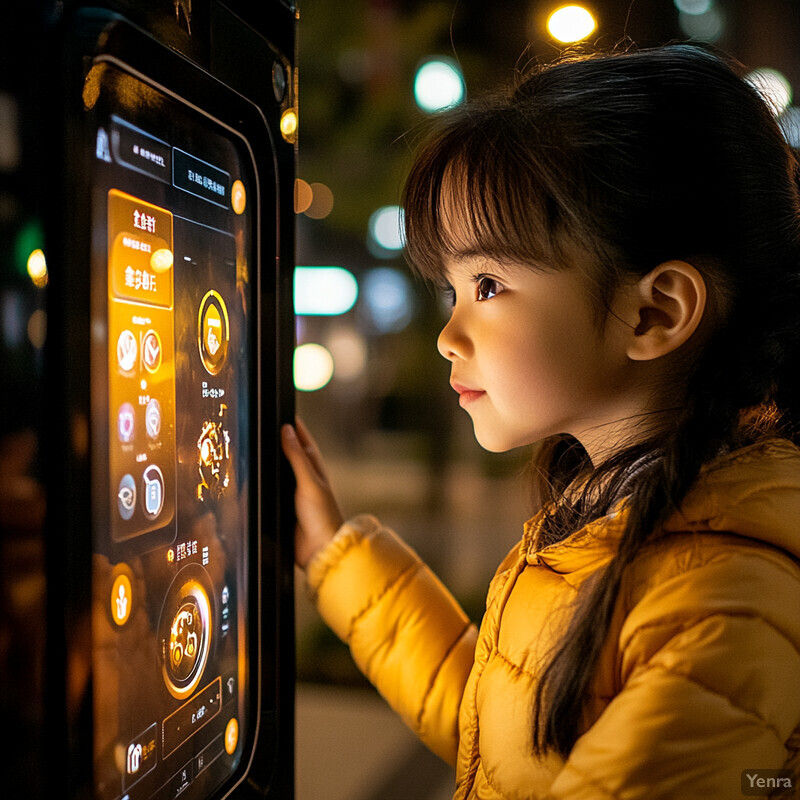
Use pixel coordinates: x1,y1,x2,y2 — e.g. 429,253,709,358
89,60,257,800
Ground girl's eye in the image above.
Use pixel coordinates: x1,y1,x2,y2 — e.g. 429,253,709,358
476,276,503,301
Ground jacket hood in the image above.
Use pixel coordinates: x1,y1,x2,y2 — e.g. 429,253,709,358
524,438,800,581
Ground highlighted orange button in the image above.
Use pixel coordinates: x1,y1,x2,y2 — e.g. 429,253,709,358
231,180,246,215
224,717,239,755
111,573,132,626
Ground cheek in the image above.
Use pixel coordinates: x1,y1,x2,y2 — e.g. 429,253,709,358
508,319,609,401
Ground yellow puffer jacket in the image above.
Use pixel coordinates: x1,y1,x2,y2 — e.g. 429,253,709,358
306,439,800,799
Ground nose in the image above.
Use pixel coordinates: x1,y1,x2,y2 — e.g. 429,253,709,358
437,311,470,362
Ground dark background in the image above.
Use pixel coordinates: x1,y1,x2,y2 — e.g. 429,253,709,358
291,2,800,798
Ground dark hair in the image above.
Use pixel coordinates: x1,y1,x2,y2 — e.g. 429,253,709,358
402,44,800,757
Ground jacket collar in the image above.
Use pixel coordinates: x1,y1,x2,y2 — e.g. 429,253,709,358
520,438,800,587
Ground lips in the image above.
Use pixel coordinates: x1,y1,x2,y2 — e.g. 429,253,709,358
451,382,486,406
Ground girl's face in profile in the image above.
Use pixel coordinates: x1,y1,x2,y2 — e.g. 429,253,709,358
438,255,646,460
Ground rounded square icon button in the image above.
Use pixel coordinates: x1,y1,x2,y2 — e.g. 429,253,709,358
118,473,136,520
141,329,162,374
111,572,133,626
145,398,161,439
142,464,165,519
117,330,138,373
118,402,135,442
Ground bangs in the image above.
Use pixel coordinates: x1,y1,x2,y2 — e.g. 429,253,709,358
401,101,593,284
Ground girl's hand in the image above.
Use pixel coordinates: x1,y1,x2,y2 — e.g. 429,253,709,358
281,418,345,569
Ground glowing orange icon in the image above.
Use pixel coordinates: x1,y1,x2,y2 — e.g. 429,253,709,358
141,330,162,374
198,291,230,375
231,180,246,215
224,718,239,755
111,573,132,626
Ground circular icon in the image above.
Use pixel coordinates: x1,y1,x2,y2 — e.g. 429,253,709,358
159,569,213,699
111,573,133,626
141,464,165,519
198,291,230,375
145,398,161,439
150,248,174,274
117,330,137,373
118,402,135,443
168,599,205,680
117,473,136,520
224,718,239,755
231,180,246,215
141,330,162,374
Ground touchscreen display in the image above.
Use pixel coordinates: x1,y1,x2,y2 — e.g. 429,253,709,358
89,61,259,800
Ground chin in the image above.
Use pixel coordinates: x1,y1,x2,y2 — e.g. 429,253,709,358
473,426,531,454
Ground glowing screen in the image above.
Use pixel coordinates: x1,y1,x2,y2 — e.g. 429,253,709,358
89,61,258,800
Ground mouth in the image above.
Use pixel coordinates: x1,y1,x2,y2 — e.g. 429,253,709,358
451,382,486,407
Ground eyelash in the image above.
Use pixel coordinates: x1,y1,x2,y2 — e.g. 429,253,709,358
439,274,504,307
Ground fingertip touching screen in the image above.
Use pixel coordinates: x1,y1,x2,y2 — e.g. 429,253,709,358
88,59,260,800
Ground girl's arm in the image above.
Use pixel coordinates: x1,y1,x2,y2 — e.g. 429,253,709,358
282,420,477,765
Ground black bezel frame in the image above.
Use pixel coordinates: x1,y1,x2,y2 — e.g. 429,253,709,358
43,6,295,799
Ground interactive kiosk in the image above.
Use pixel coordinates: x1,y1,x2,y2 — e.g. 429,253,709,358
0,1,296,798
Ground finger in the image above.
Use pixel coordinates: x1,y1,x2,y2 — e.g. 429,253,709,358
293,417,329,478
281,424,319,483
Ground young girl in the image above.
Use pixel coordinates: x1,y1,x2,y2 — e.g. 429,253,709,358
282,44,800,799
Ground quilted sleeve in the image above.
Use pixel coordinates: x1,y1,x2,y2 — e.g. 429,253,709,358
547,538,800,799
305,514,478,766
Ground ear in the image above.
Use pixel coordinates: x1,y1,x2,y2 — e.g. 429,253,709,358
625,260,707,361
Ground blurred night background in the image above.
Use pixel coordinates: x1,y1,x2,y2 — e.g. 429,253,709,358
291,1,800,798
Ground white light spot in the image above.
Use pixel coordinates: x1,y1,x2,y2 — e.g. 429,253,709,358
547,6,597,44
414,59,465,114
294,343,334,392
746,68,793,116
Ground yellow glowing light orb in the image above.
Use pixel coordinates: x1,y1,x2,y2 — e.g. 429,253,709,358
293,343,334,392
547,5,596,43
150,248,174,273
27,248,48,288
280,108,298,142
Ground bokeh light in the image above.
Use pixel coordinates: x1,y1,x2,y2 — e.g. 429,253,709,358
295,178,313,213
362,267,414,333
368,205,405,254
26,248,48,288
779,107,800,148
27,309,46,349
294,343,334,392
673,0,713,15
746,68,793,116
305,182,334,219
414,58,466,114
294,266,358,316
326,326,368,382
546,5,597,44
678,6,724,41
